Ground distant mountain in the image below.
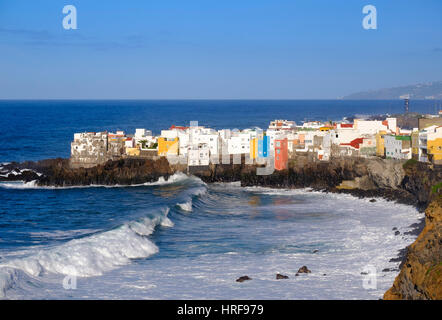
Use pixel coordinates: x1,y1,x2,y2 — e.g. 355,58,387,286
343,81,442,100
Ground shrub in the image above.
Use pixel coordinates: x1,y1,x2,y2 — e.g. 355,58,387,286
431,182,442,194
403,158,418,169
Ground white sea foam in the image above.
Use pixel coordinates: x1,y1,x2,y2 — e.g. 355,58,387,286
0,181,423,299
0,172,192,190
177,200,193,212
0,268,18,298
0,207,173,297
142,172,190,186
0,168,42,178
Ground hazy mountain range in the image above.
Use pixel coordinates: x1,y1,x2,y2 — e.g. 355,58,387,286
343,81,442,100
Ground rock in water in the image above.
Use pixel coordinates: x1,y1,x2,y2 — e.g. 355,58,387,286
297,266,311,273
236,276,252,283
276,274,289,280
369,199,376,202
297,266,311,274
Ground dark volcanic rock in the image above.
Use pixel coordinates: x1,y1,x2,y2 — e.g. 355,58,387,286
297,266,311,274
236,276,252,283
276,274,289,280
37,158,176,187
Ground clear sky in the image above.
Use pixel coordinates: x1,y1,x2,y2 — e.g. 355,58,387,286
0,0,441,99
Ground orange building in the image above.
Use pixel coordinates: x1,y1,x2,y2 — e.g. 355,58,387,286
274,138,288,171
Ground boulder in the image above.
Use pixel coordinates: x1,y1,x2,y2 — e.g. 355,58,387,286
297,266,311,274
236,276,252,283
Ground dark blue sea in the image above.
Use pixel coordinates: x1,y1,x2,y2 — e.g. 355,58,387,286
0,100,431,299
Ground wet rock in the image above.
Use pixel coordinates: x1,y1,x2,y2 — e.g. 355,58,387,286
394,230,400,236
392,227,397,231
312,249,319,253
276,274,289,280
236,276,252,283
369,199,377,202
382,268,398,273
297,266,311,274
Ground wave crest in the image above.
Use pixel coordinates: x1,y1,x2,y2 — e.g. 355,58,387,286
0,207,173,295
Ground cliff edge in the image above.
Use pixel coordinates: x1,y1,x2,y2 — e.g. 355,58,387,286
384,197,442,300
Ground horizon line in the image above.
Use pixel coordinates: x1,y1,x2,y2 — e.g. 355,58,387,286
1,98,439,102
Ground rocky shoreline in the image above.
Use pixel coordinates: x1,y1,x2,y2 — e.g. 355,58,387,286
1,156,441,299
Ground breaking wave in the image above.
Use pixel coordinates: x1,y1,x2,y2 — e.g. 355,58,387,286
0,207,173,297
176,185,208,213
0,168,42,178
0,172,191,190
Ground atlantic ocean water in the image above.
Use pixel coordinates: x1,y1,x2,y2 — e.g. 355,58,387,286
0,100,435,299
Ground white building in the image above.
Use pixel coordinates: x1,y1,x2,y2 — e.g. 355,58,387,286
222,129,253,155
189,127,219,156
329,126,361,145
134,128,156,149
298,121,325,130
354,118,397,135
188,143,210,166
269,120,296,130
125,138,135,148
384,135,412,160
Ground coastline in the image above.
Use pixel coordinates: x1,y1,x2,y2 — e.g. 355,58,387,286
1,156,441,299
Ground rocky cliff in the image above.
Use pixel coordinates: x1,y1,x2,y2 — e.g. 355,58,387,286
384,198,442,300
1,158,180,186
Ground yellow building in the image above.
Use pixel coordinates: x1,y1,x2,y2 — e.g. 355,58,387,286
427,130,442,165
125,147,141,157
411,131,420,160
319,126,332,132
158,137,179,156
375,130,387,157
250,138,258,160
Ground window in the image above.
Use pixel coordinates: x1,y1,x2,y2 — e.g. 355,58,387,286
277,149,280,154
276,141,281,147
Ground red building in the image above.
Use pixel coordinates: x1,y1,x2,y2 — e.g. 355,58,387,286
274,138,288,170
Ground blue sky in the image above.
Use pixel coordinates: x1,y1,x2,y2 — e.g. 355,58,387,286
0,0,441,99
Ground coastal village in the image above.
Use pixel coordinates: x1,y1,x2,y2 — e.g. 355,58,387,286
70,110,442,170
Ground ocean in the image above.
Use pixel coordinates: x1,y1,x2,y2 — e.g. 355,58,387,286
0,100,435,299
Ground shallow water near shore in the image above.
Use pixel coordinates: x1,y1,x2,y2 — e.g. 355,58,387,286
0,175,421,299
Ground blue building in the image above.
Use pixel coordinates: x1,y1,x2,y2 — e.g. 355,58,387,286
258,136,270,158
